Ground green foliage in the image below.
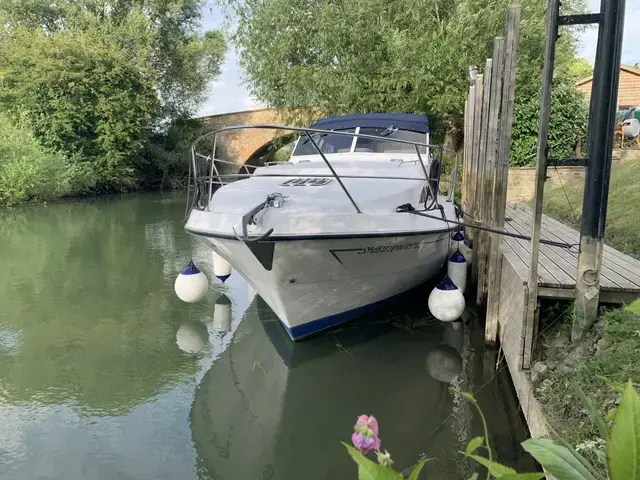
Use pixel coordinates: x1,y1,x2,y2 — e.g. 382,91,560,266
0,0,226,198
0,114,77,205
535,307,640,478
511,77,589,166
522,439,598,480
608,381,640,479
626,299,640,315
343,443,428,480
225,0,586,149
0,0,226,118
0,26,158,191
568,57,594,80
135,117,206,190
345,382,640,479
461,383,640,480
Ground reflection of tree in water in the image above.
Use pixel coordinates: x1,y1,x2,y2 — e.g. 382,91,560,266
0,195,200,416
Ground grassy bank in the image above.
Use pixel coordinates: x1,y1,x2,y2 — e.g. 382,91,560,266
542,158,640,258
532,306,640,474
533,157,640,473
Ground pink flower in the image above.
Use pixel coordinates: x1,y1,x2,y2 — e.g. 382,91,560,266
354,415,379,437
351,432,381,453
351,415,381,453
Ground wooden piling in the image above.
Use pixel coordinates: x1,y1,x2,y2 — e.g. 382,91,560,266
462,89,475,217
477,38,505,305
485,5,521,346
469,74,484,284
525,0,560,367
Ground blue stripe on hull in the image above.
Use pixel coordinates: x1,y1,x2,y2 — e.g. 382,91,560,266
282,292,404,341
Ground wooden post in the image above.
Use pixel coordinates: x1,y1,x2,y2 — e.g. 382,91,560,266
462,89,475,217
468,75,484,287
485,6,521,346
524,0,560,368
475,58,493,304
477,38,505,305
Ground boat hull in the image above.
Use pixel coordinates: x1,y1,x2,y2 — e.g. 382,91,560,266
201,232,450,339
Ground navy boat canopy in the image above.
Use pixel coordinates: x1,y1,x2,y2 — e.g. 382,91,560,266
310,113,429,134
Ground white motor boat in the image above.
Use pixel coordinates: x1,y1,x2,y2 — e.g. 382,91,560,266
184,113,458,340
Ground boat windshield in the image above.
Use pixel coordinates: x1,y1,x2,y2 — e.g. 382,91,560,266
355,127,427,154
292,129,356,156
292,127,427,156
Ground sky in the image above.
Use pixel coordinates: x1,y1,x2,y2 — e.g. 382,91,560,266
197,0,640,117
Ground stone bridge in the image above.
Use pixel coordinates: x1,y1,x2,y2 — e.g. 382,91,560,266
198,109,292,167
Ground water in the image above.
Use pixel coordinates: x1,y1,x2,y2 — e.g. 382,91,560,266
0,193,535,479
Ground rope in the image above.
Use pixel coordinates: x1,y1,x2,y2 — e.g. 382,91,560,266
553,165,581,228
396,204,576,249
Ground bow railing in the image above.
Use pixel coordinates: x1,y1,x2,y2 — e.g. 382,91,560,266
187,124,457,216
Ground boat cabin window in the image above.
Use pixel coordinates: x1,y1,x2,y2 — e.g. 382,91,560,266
355,127,427,154
292,129,356,156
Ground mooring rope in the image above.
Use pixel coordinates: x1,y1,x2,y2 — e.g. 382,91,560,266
395,203,577,250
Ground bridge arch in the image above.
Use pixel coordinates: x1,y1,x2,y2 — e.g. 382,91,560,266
198,109,294,166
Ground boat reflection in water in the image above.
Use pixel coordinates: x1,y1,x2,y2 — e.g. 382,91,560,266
189,292,488,479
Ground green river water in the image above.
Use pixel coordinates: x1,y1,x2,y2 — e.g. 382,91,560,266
0,193,535,479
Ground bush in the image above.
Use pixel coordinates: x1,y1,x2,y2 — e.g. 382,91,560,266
134,117,206,190
0,25,158,192
511,78,589,166
0,115,75,205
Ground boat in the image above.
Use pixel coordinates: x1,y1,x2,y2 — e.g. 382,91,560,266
184,113,458,340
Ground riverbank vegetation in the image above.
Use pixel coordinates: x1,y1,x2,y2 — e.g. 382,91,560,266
225,0,589,163
533,306,640,477
532,158,640,476
0,0,225,206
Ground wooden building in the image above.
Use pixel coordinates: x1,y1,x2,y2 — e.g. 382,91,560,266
577,64,640,110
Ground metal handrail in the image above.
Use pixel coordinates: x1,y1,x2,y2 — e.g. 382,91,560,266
189,124,448,215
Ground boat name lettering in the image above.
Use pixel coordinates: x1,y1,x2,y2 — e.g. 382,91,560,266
280,178,333,187
357,243,421,254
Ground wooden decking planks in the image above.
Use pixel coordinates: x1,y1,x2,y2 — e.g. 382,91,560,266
501,204,640,299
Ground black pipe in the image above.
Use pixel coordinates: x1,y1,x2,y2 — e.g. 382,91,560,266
582,0,625,240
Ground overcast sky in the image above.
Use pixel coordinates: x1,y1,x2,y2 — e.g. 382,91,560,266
197,0,640,117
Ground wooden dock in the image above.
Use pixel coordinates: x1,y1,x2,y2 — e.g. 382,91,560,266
503,204,640,303
494,203,640,372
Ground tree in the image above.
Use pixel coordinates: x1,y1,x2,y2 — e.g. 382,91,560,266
511,76,588,166
226,0,587,159
0,0,226,194
569,56,594,80
0,0,226,118
0,24,159,191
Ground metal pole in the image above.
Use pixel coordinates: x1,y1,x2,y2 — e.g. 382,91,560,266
208,134,218,208
574,0,625,339
526,0,560,348
449,152,459,203
304,131,362,214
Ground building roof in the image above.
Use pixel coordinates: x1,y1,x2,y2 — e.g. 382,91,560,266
577,64,640,86
311,113,429,134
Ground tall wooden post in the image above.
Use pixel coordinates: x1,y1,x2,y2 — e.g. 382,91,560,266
485,6,521,346
462,87,476,218
469,74,484,284
574,0,625,339
476,38,504,305
524,0,560,367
